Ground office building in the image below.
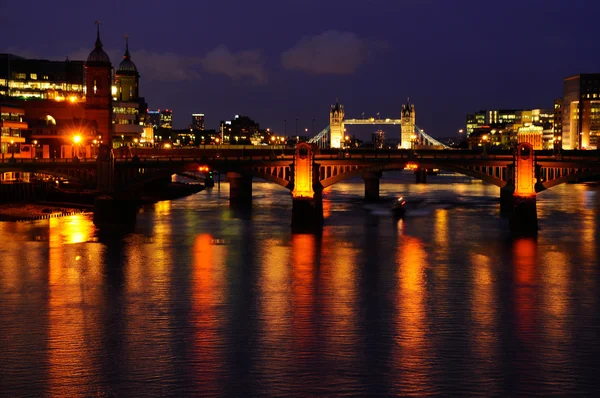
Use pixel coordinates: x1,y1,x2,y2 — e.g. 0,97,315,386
219,115,259,145
0,54,85,101
192,113,205,130
561,74,600,149
0,104,26,155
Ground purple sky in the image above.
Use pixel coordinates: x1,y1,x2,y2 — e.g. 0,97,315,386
2,0,599,139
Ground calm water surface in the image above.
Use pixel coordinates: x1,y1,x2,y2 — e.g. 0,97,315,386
1,172,599,397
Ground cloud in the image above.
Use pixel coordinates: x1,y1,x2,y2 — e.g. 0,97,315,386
201,45,267,84
5,44,267,84
281,31,384,75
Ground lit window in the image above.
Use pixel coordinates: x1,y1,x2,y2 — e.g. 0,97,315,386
30,73,37,80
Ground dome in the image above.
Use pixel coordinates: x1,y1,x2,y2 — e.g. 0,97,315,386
117,58,137,73
116,36,138,74
87,47,111,65
86,24,111,66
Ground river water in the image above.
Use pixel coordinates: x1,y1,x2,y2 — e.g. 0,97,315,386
1,172,599,397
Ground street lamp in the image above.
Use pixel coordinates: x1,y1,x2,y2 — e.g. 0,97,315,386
10,139,15,158
73,134,82,158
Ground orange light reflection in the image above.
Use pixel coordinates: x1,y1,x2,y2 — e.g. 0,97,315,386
393,235,431,394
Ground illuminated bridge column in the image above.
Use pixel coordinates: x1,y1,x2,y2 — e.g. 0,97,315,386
363,171,382,201
510,143,538,236
226,171,252,206
291,143,323,231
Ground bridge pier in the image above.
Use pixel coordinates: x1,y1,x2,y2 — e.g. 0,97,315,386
93,195,138,230
363,171,382,201
291,189,323,233
500,185,514,215
227,171,252,206
415,168,427,184
510,195,538,236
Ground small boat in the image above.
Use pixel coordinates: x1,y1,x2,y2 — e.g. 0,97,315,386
392,197,406,217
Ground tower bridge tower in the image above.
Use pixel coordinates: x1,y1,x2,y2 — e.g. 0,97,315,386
329,99,345,149
401,98,415,149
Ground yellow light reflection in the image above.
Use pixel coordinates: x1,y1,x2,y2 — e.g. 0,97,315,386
47,216,103,397
469,252,499,394
322,235,357,348
394,235,431,394
191,233,227,392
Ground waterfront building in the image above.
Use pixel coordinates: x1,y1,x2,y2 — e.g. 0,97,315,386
192,113,205,130
466,111,486,135
400,99,415,149
554,98,563,149
517,125,543,150
0,54,85,101
561,74,600,149
0,104,26,156
113,37,143,145
219,115,259,145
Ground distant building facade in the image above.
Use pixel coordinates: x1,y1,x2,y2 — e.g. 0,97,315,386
0,54,85,101
561,74,600,149
219,115,260,145
192,113,205,130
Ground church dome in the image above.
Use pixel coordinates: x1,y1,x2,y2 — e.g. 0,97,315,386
86,24,111,66
87,47,111,65
117,58,137,73
116,36,138,74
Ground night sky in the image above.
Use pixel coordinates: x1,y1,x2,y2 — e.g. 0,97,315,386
2,0,599,139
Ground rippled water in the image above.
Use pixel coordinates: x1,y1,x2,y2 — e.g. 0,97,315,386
1,172,599,397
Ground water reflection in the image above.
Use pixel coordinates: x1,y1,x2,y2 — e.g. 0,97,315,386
0,176,599,396
48,215,103,397
394,235,432,395
191,233,227,395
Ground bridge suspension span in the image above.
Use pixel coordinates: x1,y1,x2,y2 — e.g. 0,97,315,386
308,99,450,149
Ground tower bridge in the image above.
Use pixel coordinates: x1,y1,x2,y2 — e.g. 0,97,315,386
309,99,449,150
2,144,600,235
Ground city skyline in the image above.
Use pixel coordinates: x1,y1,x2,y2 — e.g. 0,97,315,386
2,0,600,137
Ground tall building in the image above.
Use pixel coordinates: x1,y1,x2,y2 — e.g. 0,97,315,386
0,104,26,155
400,99,415,149
0,54,85,101
192,113,205,130
160,109,173,129
219,115,259,145
329,99,344,149
85,23,113,145
466,111,486,135
561,74,600,149
113,37,143,144
553,98,563,147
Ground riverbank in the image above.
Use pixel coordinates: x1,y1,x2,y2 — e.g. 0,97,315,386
0,182,205,221
0,203,91,222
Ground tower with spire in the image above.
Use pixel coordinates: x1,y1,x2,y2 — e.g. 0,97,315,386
113,35,145,144
400,98,416,149
115,36,139,101
329,98,345,148
85,21,113,145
